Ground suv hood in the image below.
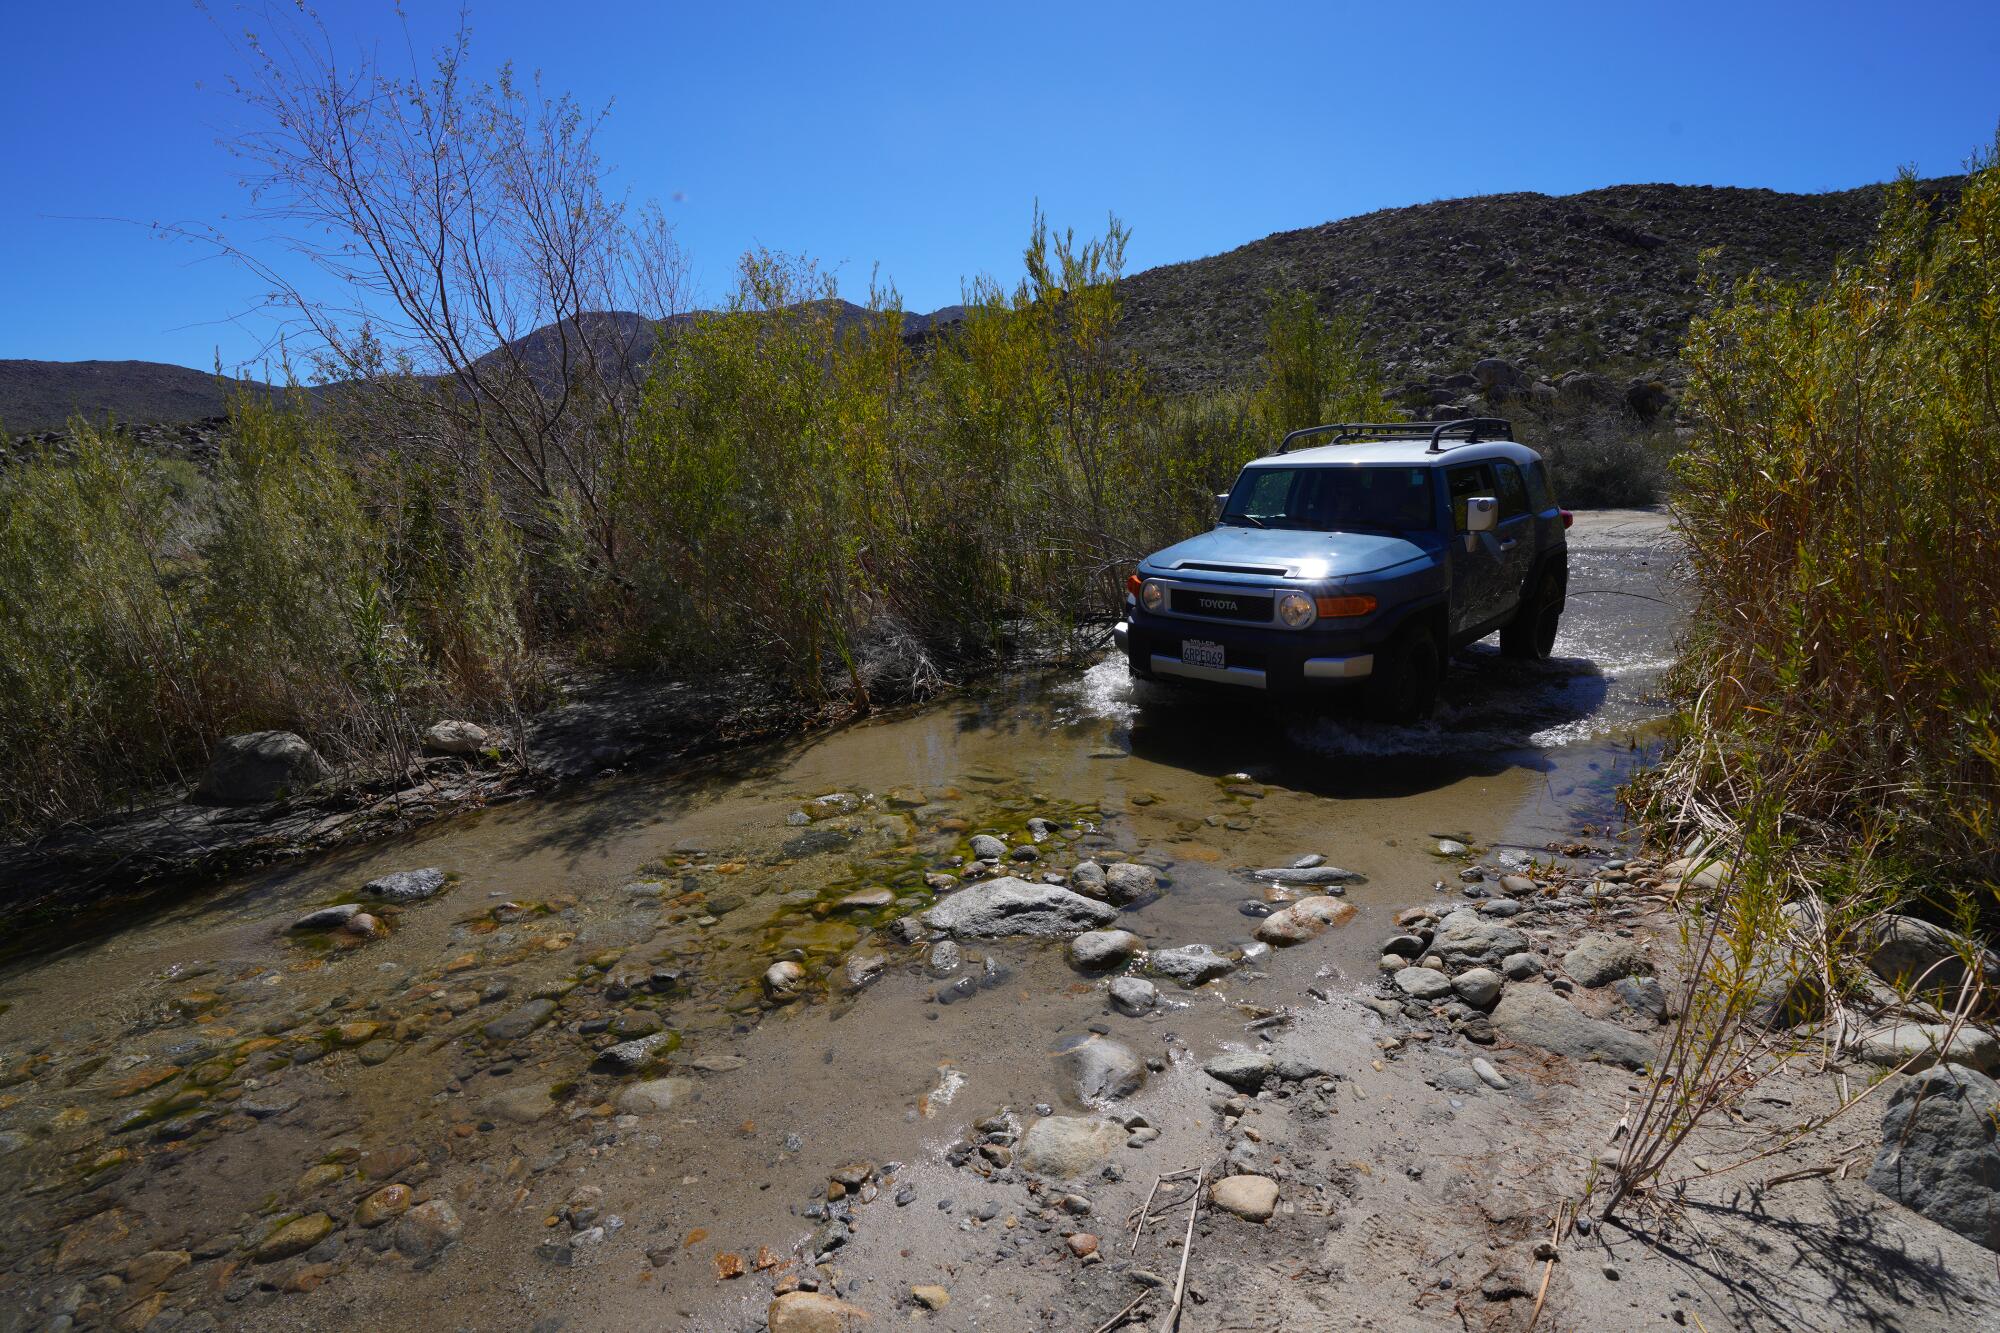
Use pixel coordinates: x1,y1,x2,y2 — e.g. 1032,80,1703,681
1140,527,1434,582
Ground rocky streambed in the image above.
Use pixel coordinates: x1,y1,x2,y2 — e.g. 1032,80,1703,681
3,510,1993,1333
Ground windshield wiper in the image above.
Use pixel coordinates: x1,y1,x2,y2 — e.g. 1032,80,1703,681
1224,513,1268,529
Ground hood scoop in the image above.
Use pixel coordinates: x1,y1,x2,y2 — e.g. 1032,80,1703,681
1175,560,1289,575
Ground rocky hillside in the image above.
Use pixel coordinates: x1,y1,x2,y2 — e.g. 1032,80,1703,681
3,178,1956,437
0,360,247,435
1116,178,1962,393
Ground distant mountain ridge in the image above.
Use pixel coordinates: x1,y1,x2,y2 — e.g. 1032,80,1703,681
3,177,1955,434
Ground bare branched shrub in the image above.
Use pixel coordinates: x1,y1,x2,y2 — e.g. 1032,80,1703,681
187,3,685,589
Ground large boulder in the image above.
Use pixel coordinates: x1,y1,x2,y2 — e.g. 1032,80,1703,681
1863,914,2000,1003
1430,911,1528,971
1866,1065,2000,1251
1472,357,1526,396
922,878,1118,939
1016,1116,1126,1177
193,731,331,805
1853,1022,2000,1075
1490,987,1653,1069
421,720,490,756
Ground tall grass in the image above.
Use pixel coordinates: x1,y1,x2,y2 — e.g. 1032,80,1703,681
1603,144,2000,1220
1656,145,2000,903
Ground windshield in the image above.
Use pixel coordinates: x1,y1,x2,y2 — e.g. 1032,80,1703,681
1221,465,1435,533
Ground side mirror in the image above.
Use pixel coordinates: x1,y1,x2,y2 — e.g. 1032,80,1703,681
1215,492,1231,518
1465,496,1499,534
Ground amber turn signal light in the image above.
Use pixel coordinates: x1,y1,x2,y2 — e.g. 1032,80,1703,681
1314,595,1377,617
1126,573,1143,595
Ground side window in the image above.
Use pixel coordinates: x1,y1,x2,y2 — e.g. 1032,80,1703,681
1446,464,1493,532
1494,462,1530,520
1522,458,1554,511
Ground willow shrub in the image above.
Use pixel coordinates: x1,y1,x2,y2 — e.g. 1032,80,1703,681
1663,147,2000,904
0,427,204,826
0,214,1395,833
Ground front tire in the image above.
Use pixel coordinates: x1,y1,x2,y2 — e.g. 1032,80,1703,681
1501,563,1564,660
1366,624,1442,722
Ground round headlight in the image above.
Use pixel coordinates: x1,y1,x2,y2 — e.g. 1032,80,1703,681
1140,579,1166,613
1276,590,1317,628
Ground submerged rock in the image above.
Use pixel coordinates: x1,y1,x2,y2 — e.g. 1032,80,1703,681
253,1213,334,1263
291,904,362,932
1101,862,1159,904
478,1086,555,1124
482,999,555,1042
595,1032,674,1073
923,878,1118,939
616,1077,695,1114
1245,865,1361,886
364,867,449,904
394,1199,463,1260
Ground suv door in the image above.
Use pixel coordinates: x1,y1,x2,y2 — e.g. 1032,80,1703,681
1445,462,1527,639
1490,460,1538,612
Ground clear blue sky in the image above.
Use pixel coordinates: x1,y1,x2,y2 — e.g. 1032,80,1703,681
5,1,1997,372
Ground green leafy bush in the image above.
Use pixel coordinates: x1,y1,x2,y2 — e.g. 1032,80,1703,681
1660,143,2000,902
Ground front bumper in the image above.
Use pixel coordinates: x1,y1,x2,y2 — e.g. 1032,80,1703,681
1116,619,1375,692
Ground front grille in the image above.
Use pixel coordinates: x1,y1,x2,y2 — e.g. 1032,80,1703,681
1169,588,1272,622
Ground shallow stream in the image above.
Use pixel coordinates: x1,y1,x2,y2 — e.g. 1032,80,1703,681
0,510,1680,1332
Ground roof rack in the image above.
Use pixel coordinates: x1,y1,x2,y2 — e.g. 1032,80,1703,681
1274,417,1514,455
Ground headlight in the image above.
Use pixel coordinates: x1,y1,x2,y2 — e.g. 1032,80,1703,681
1276,591,1316,628
1140,579,1166,613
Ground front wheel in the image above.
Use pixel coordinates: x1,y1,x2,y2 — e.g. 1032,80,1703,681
1366,624,1442,722
1501,564,1564,660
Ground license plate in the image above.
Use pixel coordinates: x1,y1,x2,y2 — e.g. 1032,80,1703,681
1182,639,1225,669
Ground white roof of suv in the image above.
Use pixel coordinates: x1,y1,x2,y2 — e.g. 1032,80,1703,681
1245,437,1541,468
